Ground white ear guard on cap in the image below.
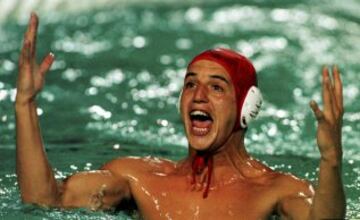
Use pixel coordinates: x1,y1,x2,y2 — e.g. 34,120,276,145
240,86,263,128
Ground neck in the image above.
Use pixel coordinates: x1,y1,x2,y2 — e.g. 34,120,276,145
188,129,250,167
180,130,269,193
180,130,270,198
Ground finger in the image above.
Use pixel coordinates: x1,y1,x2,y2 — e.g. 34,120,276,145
38,53,55,76
326,70,338,115
24,13,39,63
322,66,335,116
19,15,31,67
29,13,39,61
19,41,32,74
19,39,29,67
309,100,325,122
332,65,343,112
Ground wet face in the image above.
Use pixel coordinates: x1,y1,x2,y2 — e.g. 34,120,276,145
180,60,237,152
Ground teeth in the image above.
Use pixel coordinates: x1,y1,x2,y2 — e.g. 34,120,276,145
193,127,208,132
190,110,209,117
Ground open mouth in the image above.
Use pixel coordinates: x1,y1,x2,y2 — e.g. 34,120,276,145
189,110,213,136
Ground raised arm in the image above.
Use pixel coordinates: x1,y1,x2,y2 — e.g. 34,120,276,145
308,66,346,218
15,12,57,205
277,66,346,219
15,13,131,209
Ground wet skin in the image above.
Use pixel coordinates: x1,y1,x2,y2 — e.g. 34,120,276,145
82,155,312,220
16,13,345,220
59,60,314,219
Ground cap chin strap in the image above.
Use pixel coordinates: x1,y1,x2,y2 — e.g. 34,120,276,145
191,152,213,199
239,86,263,128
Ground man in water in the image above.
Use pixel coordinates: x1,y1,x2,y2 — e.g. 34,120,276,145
16,13,345,219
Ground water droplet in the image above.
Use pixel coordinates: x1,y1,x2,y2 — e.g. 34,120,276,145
133,36,146,48
113,144,120,150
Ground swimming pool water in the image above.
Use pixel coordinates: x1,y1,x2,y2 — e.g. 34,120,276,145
0,0,360,218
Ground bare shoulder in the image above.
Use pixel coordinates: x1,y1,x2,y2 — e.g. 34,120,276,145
100,156,176,178
271,171,314,198
58,156,176,209
268,172,315,217
236,157,313,196
249,162,314,197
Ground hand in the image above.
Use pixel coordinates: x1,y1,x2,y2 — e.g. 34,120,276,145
16,12,55,105
310,66,344,165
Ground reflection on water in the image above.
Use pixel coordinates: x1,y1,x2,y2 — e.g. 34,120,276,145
0,0,359,218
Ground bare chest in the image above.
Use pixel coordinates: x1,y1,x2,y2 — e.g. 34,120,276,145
130,174,277,220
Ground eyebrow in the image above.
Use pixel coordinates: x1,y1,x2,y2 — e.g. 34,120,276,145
210,75,230,84
185,72,230,85
185,72,196,79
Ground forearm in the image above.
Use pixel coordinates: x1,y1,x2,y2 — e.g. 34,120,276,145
309,156,346,219
15,100,59,205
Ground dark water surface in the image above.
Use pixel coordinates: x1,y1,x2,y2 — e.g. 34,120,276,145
0,0,359,218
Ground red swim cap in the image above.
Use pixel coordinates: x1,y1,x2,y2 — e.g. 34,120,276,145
187,48,257,131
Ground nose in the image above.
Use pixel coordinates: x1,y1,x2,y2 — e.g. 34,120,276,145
193,84,208,103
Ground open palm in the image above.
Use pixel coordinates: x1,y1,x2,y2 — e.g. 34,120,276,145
310,66,343,163
16,13,54,105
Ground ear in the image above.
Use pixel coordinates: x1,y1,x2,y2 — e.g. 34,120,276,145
239,86,263,128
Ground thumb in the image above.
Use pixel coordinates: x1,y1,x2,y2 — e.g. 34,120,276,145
309,100,324,122
38,52,55,76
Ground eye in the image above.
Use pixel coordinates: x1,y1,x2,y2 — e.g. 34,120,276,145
185,81,196,89
211,84,224,92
